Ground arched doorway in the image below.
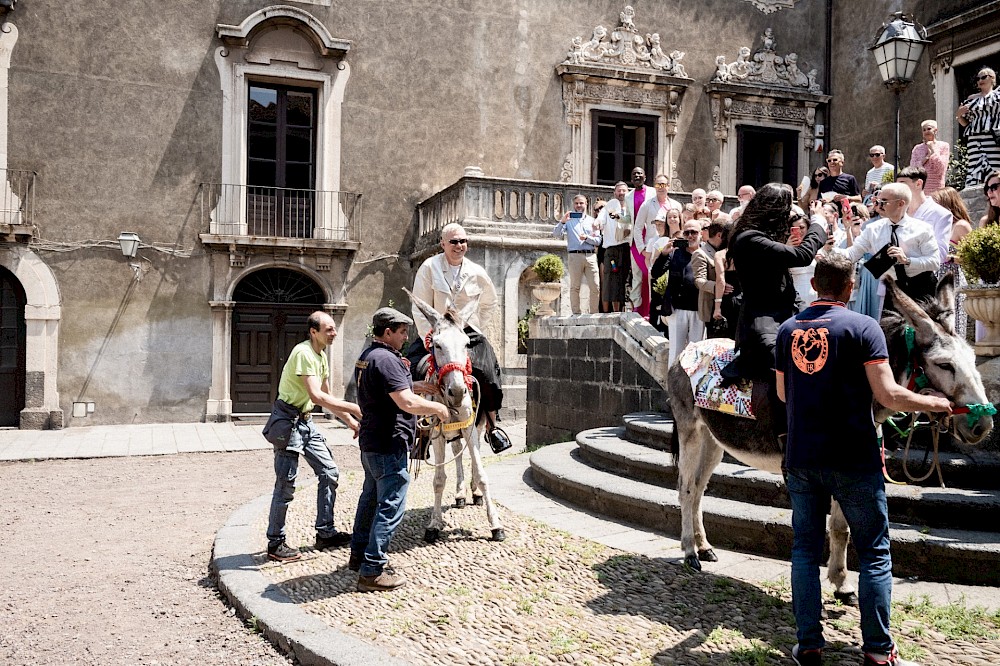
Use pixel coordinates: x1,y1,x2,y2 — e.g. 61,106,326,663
230,268,325,413
0,266,26,426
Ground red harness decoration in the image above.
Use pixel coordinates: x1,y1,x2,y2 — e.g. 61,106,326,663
423,330,474,391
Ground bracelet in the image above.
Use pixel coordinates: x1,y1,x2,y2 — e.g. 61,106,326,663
714,298,723,302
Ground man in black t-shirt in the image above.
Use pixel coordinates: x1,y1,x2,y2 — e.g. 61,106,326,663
351,307,448,592
775,254,950,666
817,149,862,205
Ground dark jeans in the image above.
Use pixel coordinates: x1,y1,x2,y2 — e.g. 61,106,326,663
785,468,894,655
266,418,341,549
350,449,411,577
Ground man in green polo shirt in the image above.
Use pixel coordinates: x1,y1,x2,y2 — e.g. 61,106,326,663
266,310,362,563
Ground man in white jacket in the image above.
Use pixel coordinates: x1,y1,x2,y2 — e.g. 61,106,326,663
633,173,682,319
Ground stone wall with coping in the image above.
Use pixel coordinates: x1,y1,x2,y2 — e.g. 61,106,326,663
526,313,670,445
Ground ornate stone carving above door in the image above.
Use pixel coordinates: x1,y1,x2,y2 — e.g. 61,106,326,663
556,5,692,184
740,0,800,14
705,28,829,193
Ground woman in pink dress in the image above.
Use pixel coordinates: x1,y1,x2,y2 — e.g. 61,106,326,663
909,119,950,194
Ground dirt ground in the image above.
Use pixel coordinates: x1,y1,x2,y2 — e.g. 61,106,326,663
0,449,362,665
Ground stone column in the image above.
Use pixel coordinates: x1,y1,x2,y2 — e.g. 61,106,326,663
205,300,235,421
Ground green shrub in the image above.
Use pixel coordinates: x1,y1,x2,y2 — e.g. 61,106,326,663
533,254,565,283
946,141,969,190
957,224,1000,285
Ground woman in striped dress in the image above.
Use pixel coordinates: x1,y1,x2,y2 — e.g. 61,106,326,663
957,67,1000,188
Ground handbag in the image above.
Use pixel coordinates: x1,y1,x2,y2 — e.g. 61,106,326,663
262,399,301,448
484,413,512,454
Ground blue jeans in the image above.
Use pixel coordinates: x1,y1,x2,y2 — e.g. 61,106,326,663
351,450,410,577
785,468,894,655
266,418,341,549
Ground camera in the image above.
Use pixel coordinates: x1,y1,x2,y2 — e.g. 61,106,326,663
672,238,687,248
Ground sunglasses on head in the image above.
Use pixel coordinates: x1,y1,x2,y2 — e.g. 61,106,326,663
448,238,469,245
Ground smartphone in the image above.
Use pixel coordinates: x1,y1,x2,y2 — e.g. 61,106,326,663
672,238,687,248
569,212,583,219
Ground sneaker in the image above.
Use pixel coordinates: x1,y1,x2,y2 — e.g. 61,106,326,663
348,552,362,572
315,531,352,550
791,644,822,666
357,566,408,592
267,541,302,563
863,646,920,666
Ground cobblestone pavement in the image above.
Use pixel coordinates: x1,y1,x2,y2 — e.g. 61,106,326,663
260,453,1000,666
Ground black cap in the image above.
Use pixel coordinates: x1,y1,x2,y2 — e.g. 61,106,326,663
372,307,413,332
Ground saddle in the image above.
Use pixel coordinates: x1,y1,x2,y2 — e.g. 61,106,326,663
678,339,756,419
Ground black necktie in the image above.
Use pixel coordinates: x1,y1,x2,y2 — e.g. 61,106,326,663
890,224,907,283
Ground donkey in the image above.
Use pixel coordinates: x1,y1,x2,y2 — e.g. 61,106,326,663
666,274,992,602
406,290,506,543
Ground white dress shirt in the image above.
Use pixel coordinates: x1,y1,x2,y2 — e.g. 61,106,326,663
911,198,953,264
633,196,682,253
836,214,940,279
411,254,498,339
596,200,632,247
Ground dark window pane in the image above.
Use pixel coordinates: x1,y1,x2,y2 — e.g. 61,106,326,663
286,127,313,163
596,154,615,184
285,163,313,190
286,92,314,127
597,124,616,152
248,160,276,187
249,87,278,123
248,125,276,161
622,127,637,154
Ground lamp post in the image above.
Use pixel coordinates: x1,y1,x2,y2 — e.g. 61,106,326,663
869,12,929,175
117,232,141,258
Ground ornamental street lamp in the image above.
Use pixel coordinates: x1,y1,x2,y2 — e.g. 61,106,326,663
869,12,930,174
117,232,141,258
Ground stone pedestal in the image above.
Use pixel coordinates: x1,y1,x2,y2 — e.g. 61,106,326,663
975,356,1000,452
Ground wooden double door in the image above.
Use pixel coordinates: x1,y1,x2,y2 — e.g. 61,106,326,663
0,267,26,427
230,305,315,413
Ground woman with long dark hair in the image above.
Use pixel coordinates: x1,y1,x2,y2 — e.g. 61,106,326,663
725,183,828,384
980,169,1000,228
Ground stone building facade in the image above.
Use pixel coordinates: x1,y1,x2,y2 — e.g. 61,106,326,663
0,0,994,427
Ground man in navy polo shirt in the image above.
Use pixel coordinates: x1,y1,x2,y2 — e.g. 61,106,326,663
775,254,950,666
351,307,448,592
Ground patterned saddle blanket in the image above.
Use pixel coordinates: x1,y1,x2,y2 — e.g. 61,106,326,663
678,338,755,419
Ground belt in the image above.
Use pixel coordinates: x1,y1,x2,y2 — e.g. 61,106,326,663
569,249,595,254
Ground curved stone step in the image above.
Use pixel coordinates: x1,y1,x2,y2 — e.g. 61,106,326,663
621,412,1000,491
577,427,1000,532
530,441,1000,586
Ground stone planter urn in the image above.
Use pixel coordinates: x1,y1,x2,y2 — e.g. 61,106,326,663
963,286,1000,356
531,282,562,316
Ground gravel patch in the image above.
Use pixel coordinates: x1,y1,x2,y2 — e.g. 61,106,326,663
258,458,1000,665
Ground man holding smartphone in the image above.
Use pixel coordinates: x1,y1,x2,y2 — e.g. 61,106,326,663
554,194,602,314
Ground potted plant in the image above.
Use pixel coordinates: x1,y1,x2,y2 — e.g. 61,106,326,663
957,224,1000,355
531,253,565,316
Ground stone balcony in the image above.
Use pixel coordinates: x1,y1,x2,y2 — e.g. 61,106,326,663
412,168,617,261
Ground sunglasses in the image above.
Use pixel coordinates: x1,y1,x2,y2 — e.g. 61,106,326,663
681,230,700,236
813,173,826,178
447,238,469,245
869,152,883,157
873,198,896,206
826,158,840,163
788,213,804,224
977,74,991,81
987,182,1000,193
706,197,721,203
654,183,669,189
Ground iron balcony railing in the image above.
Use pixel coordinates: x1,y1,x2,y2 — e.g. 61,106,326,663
200,183,362,242
1,168,36,227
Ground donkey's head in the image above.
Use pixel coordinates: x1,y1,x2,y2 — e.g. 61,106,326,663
884,274,993,444
405,289,474,413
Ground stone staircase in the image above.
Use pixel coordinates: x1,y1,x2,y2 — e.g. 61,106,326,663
529,411,1000,586
499,367,527,422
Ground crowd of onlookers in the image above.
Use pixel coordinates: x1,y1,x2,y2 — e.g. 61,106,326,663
553,65,1000,355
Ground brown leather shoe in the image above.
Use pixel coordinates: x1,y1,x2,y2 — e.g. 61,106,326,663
357,566,407,592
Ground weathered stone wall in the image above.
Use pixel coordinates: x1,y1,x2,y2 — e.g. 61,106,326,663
2,0,981,426
526,314,669,445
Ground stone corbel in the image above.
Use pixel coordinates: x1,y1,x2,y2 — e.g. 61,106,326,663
229,245,248,268
803,106,817,149
711,95,732,141
665,90,681,137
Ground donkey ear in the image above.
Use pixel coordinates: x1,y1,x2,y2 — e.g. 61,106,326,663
935,271,957,334
404,288,442,330
884,277,936,337
457,300,478,329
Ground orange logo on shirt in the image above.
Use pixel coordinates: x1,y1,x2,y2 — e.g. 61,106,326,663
790,327,829,374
